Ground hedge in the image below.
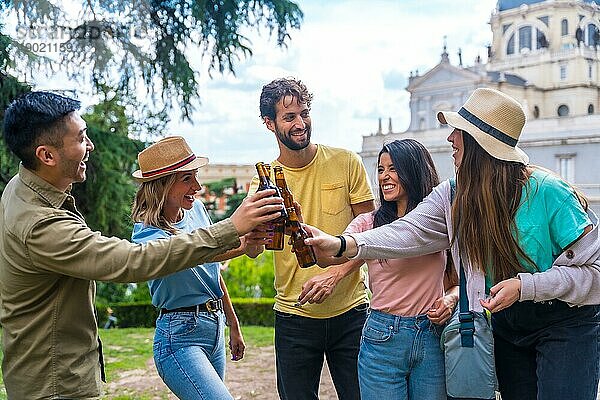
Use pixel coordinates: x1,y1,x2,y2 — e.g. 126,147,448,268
96,298,275,328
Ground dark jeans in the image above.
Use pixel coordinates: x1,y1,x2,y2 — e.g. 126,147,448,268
492,300,600,400
274,304,368,400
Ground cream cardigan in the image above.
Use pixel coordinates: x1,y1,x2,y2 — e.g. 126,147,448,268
351,180,600,310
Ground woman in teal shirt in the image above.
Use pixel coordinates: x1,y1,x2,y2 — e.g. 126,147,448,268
305,88,600,400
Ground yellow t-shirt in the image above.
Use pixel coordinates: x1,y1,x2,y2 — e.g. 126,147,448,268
249,144,374,318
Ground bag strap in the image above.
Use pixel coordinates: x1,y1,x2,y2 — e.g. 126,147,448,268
450,178,475,348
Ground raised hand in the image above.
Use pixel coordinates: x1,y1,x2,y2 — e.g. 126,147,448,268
302,225,340,256
230,190,284,236
242,224,274,258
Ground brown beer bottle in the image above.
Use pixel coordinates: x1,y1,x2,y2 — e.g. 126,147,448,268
255,162,286,250
274,166,317,268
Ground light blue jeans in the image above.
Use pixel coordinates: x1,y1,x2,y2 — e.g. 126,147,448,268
358,309,446,400
153,310,233,400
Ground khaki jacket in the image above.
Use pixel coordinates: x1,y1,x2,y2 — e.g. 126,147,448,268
0,165,240,399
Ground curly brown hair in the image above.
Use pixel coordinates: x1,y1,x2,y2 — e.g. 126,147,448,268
259,77,313,120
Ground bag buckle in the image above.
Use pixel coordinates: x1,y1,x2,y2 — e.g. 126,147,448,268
206,299,222,312
459,312,474,323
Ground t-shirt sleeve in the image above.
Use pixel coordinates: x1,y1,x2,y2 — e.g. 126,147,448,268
344,213,373,235
131,225,169,245
347,151,374,204
545,176,591,251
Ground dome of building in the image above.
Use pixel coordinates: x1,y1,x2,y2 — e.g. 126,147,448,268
498,0,597,11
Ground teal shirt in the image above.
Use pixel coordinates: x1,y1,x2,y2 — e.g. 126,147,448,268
486,169,590,289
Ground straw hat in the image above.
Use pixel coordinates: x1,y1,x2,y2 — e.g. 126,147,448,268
437,88,529,164
132,136,209,182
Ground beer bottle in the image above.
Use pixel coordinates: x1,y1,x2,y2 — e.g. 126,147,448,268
274,166,294,210
255,162,286,250
274,166,317,268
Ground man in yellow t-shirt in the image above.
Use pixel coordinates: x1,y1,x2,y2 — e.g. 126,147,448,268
250,78,374,400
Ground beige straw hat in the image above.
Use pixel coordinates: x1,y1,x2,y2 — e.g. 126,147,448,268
437,88,529,164
132,136,209,182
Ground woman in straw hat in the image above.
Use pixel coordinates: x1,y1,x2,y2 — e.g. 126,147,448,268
131,136,264,400
303,88,600,400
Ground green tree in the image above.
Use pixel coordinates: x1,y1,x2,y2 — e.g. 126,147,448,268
0,72,29,191
2,0,303,120
0,21,31,190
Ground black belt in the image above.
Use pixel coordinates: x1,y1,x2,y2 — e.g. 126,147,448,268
160,299,223,315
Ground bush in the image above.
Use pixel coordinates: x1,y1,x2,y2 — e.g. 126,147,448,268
221,252,276,298
230,298,275,327
96,298,275,328
97,302,158,328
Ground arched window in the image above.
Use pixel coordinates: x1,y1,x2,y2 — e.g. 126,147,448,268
557,105,569,117
588,104,594,114
587,24,599,47
561,19,568,36
536,29,548,49
507,33,515,55
519,26,532,51
533,106,540,119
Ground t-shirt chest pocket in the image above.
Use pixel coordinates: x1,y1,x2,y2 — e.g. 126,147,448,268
321,182,347,215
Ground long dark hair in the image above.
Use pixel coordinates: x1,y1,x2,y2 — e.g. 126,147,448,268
451,131,532,283
373,139,439,228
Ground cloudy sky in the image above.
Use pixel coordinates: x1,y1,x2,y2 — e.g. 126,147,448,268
14,0,498,164
173,0,497,164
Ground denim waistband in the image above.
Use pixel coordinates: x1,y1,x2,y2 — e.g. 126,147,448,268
368,308,432,330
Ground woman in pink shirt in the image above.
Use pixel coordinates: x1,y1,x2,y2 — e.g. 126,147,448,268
350,139,458,400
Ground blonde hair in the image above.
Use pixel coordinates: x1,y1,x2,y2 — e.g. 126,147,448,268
131,173,179,234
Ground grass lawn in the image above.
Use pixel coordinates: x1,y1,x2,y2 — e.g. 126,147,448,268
0,325,274,399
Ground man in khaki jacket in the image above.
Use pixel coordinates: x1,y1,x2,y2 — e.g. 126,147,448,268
0,91,282,399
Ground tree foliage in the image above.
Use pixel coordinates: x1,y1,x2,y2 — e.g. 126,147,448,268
0,71,29,190
70,86,145,239
221,252,276,298
1,0,303,120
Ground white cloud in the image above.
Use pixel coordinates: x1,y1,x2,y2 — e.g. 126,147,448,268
178,0,497,163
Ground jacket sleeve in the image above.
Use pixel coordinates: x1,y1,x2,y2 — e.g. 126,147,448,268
518,211,600,306
352,180,451,260
26,213,240,282
518,262,600,306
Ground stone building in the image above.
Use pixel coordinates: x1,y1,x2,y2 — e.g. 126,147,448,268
199,163,256,193
359,0,600,212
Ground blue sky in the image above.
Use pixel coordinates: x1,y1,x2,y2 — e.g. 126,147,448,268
11,0,497,164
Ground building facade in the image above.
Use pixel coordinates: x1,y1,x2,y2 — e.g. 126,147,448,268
360,0,600,212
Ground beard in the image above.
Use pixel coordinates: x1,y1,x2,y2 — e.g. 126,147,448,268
58,150,87,184
275,125,312,151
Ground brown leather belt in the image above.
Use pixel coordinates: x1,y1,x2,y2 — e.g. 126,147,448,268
160,299,223,314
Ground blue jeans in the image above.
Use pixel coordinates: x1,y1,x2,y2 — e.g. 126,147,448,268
274,304,368,400
358,309,446,400
492,300,600,400
153,310,233,400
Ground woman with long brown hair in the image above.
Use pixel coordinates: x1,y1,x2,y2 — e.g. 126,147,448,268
304,88,600,400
